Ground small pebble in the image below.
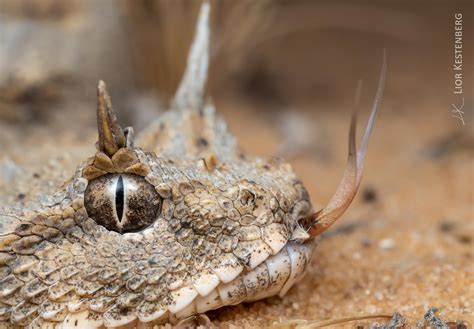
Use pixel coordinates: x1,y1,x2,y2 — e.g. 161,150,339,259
457,234,472,244
362,186,378,203
379,238,395,250
361,238,372,248
455,321,468,329
374,291,384,301
439,220,456,232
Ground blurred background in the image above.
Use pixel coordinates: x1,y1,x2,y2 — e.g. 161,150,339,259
0,0,472,326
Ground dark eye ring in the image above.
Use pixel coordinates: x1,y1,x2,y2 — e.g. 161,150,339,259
84,173,161,233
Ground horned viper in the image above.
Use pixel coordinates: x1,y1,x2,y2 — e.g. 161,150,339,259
0,2,385,328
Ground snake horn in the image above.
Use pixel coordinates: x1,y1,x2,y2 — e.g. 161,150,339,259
96,80,126,156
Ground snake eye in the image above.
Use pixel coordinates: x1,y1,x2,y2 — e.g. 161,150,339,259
84,173,161,233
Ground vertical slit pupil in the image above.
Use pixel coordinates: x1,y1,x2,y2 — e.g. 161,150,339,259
116,175,124,222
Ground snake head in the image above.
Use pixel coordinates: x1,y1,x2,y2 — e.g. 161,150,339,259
0,75,313,327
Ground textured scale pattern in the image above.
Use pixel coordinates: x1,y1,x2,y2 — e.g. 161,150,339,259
0,3,319,328
0,144,314,327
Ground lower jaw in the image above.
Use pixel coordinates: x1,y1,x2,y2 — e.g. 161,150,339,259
60,241,315,328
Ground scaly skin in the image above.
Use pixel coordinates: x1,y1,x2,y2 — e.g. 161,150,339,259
0,139,313,328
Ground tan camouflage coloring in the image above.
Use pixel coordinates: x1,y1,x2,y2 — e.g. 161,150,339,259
0,2,386,328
